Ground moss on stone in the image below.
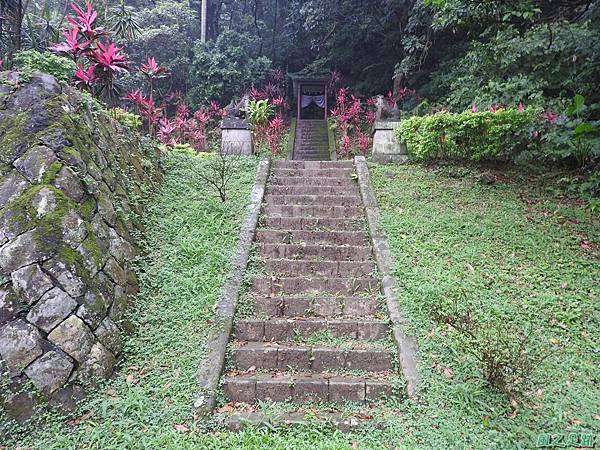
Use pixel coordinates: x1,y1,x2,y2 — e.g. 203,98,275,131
81,234,104,268
41,161,63,184
55,244,97,288
79,197,97,220
0,112,30,163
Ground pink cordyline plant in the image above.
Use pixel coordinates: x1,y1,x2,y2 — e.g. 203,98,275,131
540,110,559,123
357,131,371,155
140,57,169,97
74,64,97,89
158,118,177,145
67,1,108,40
51,2,131,107
266,115,285,155
330,87,378,157
124,91,162,133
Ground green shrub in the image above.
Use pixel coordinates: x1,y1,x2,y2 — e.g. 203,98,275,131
170,143,197,156
13,50,75,82
114,108,142,131
397,107,537,162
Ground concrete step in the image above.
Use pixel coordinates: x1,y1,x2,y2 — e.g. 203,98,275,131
235,319,388,341
257,243,372,261
273,161,353,170
293,155,331,161
266,184,358,196
232,343,393,372
264,195,361,207
296,141,328,147
256,230,368,246
261,217,363,231
294,149,329,156
254,296,380,319
264,259,374,277
262,205,363,218
223,373,395,404
268,176,355,186
272,168,353,178
252,276,380,296
223,410,374,432
296,157,330,161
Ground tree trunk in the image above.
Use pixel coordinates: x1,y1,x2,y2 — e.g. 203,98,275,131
201,0,207,43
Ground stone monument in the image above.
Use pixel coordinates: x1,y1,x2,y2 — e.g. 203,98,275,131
372,121,407,164
220,117,253,155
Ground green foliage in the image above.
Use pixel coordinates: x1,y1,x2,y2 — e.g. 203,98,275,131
13,50,75,82
114,108,142,131
427,22,600,109
246,99,274,129
109,0,142,40
431,292,547,399
398,108,536,162
187,30,271,107
541,95,600,167
169,143,197,156
122,0,198,97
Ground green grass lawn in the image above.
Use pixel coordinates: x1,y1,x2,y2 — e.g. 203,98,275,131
5,159,599,449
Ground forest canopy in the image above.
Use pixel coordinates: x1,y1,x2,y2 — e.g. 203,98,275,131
2,0,597,105
1,0,598,196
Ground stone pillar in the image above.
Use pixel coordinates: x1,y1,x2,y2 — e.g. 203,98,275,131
220,118,253,155
372,121,408,164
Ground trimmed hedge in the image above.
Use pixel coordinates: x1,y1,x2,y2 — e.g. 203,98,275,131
397,108,536,161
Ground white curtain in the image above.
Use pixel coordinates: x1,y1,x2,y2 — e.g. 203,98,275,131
301,94,326,109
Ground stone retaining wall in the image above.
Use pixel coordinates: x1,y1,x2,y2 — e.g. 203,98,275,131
0,72,161,422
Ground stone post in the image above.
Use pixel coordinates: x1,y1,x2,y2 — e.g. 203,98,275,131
220,118,253,155
372,121,407,164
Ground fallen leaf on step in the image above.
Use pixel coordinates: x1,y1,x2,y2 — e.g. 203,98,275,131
217,403,236,413
241,366,256,375
424,327,435,341
66,410,93,427
107,387,119,399
535,388,544,399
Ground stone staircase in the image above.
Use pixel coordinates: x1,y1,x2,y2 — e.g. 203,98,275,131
293,120,330,160
221,160,403,426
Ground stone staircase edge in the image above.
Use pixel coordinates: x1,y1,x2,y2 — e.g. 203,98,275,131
353,156,421,399
193,157,271,419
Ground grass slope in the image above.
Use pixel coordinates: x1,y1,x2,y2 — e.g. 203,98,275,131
6,160,599,449
368,163,599,449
